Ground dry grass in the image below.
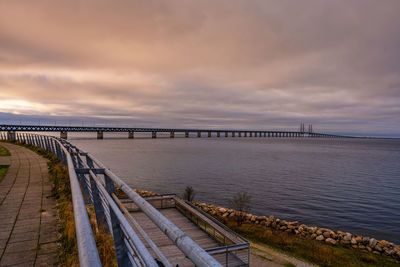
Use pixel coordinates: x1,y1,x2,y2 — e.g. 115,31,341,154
0,144,11,156
222,220,399,267
0,165,9,183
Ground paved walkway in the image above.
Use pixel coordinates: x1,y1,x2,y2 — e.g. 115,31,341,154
0,143,59,266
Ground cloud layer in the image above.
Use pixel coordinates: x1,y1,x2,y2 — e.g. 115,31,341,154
1,0,400,135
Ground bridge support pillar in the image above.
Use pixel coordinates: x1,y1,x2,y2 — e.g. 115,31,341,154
185,131,189,138
244,132,247,137
128,132,134,139
7,131,16,141
232,132,235,137
264,132,266,137
60,131,68,139
152,131,157,138
225,132,228,137
170,132,175,138
208,131,211,138
249,132,253,137
97,131,103,139
238,132,241,137
217,132,220,137
197,132,201,138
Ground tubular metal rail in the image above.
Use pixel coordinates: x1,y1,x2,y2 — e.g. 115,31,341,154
0,132,223,267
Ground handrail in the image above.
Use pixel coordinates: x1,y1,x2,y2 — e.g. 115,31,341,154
74,145,222,267
61,142,102,267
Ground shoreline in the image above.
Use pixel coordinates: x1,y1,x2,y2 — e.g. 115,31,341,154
193,201,400,261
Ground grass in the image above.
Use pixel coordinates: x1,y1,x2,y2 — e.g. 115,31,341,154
9,141,117,266
0,145,11,156
0,165,9,183
222,220,400,267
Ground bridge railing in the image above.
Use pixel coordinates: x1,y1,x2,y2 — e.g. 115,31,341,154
0,132,223,267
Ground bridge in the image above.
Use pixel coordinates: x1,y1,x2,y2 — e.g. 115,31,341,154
0,124,350,140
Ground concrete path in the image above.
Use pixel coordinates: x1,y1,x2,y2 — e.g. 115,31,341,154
0,142,59,267
250,241,318,267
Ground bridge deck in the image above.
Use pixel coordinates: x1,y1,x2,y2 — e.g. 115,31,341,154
126,204,248,267
130,208,219,266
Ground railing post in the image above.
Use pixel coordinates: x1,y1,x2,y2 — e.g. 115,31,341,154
86,156,107,231
76,157,92,204
7,131,16,141
105,175,131,266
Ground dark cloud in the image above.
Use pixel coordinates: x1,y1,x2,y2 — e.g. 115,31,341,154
0,0,399,136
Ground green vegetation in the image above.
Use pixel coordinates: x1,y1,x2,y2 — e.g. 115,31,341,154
224,221,399,267
0,145,11,156
11,141,116,266
0,165,9,183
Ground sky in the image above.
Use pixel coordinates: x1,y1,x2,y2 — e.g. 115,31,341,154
1,0,400,136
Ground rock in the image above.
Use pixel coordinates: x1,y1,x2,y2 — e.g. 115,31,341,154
366,246,372,252
323,231,331,238
275,218,280,224
343,233,352,241
326,238,336,245
359,245,366,249
330,231,337,239
251,215,257,222
373,251,381,255
289,221,299,226
280,226,287,231
309,227,317,234
222,212,229,218
281,220,287,226
378,240,390,248
218,208,226,213
316,235,325,241
355,236,362,243
369,238,378,248
375,245,383,252
311,233,317,239
351,238,357,245
362,237,370,244
316,229,323,235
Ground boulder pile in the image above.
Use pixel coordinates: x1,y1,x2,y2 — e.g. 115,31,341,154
194,202,400,260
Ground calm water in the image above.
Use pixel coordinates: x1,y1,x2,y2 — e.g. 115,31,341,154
69,134,400,243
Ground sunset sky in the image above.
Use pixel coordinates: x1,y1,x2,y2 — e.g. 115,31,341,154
1,1,400,136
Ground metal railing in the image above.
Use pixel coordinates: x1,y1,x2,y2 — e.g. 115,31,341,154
123,194,250,267
0,132,223,267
